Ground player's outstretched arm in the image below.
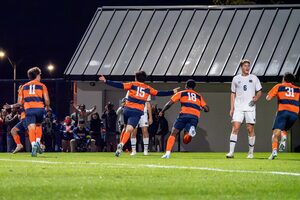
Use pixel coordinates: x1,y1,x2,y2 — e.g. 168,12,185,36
161,101,174,114
99,75,124,89
153,87,180,97
3,103,22,110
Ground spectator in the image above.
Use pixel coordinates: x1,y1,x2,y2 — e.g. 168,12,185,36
42,109,56,152
72,103,96,127
0,110,5,152
148,105,159,151
61,116,74,152
70,120,96,152
101,102,117,152
155,108,169,152
89,113,104,152
5,108,20,152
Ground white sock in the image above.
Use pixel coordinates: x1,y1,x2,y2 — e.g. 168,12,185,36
166,151,171,155
131,138,136,152
248,136,255,154
36,138,41,144
281,136,287,143
31,142,36,148
143,137,149,152
229,134,237,154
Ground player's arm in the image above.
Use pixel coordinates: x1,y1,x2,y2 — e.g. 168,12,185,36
266,84,279,101
199,95,209,112
3,103,22,110
253,77,263,102
230,92,236,117
43,86,51,111
147,102,153,125
99,75,130,90
161,92,180,114
150,87,180,97
161,100,174,114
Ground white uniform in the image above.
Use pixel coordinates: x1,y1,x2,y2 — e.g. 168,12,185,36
231,74,262,124
125,91,151,127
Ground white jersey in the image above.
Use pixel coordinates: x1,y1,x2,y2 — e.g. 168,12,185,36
231,74,262,112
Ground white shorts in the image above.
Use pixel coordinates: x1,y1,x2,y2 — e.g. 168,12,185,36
232,110,256,124
138,113,149,127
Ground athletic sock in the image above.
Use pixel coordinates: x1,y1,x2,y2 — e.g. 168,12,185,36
28,128,36,147
120,131,130,146
120,129,125,143
281,131,287,143
248,136,255,154
166,135,176,153
229,133,237,154
131,138,137,153
12,134,21,145
143,137,149,152
272,141,278,151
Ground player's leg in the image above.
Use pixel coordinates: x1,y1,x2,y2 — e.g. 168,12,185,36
27,123,37,156
182,118,198,144
279,131,288,152
226,111,243,158
35,109,45,154
130,128,137,156
141,126,149,155
11,122,25,154
245,111,256,158
269,129,281,160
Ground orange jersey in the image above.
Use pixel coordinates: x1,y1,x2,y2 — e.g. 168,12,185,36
123,81,160,112
171,89,207,118
268,83,300,114
20,80,48,110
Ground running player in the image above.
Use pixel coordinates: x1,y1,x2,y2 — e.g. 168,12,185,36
226,59,262,159
160,79,209,159
18,67,50,157
130,93,152,156
99,71,179,157
266,72,299,160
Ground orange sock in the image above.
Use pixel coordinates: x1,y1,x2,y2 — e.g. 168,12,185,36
120,129,125,143
272,141,278,151
36,125,42,143
28,128,36,144
120,131,130,145
12,134,21,145
166,135,176,152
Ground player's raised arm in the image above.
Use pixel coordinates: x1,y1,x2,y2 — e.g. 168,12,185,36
150,87,180,97
99,75,132,90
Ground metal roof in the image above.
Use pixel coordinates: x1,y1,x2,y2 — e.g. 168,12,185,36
65,5,300,82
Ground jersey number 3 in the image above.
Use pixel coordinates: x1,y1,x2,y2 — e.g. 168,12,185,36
285,87,294,97
29,85,36,95
187,92,197,102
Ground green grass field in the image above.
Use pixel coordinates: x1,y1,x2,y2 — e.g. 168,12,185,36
0,152,300,200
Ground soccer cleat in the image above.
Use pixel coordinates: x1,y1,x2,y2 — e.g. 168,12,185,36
247,153,254,159
36,142,43,154
31,144,38,157
143,151,149,156
115,143,123,157
279,142,286,152
161,153,170,159
226,152,234,158
130,151,136,156
12,144,24,154
268,151,278,160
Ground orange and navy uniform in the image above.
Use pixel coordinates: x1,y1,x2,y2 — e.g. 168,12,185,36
106,80,173,127
106,80,173,113
268,82,300,115
20,80,48,111
268,82,300,131
171,89,207,119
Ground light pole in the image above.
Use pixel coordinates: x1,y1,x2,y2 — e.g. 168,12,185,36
0,50,17,102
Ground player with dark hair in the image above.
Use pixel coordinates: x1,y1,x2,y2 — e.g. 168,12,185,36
99,70,179,157
18,67,50,157
160,79,209,159
266,72,299,160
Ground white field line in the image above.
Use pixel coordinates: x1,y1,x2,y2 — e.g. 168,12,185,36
0,158,300,177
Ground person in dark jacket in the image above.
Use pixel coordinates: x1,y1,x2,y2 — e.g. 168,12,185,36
5,108,20,152
155,108,169,152
89,113,104,152
101,102,117,152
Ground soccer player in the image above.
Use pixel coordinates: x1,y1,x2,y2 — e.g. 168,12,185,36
266,72,299,160
18,67,50,157
99,71,179,157
160,79,209,159
226,59,262,159
130,94,152,156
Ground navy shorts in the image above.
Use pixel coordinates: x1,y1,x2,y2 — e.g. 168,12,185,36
25,108,45,125
15,120,28,133
123,108,144,128
273,110,298,131
173,114,198,132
